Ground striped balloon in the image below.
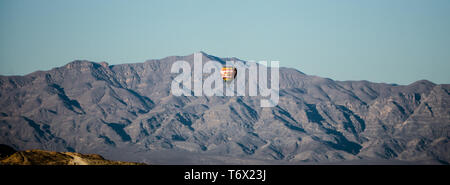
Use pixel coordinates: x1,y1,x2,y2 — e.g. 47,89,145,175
220,66,237,81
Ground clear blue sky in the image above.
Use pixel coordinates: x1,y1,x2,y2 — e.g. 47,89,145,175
1,0,449,85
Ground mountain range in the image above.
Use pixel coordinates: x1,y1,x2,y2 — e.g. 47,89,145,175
0,52,448,164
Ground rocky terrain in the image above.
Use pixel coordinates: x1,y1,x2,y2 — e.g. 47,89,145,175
0,144,144,165
0,52,448,164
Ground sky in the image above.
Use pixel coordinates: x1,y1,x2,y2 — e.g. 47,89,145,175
0,0,449,85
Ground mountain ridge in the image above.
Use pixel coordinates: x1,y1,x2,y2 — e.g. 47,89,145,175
0,52,448,164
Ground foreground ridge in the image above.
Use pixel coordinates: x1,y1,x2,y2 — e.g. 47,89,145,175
0,145,145,165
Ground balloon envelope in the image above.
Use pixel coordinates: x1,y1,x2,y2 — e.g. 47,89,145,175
220,66,237,81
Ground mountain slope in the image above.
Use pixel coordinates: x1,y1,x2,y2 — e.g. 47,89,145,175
0,52,448,164
0,145,145,165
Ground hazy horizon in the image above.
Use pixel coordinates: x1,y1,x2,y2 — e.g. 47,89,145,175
1,0,449,85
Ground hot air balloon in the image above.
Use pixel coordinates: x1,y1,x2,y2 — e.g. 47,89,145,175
220,66,237,82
